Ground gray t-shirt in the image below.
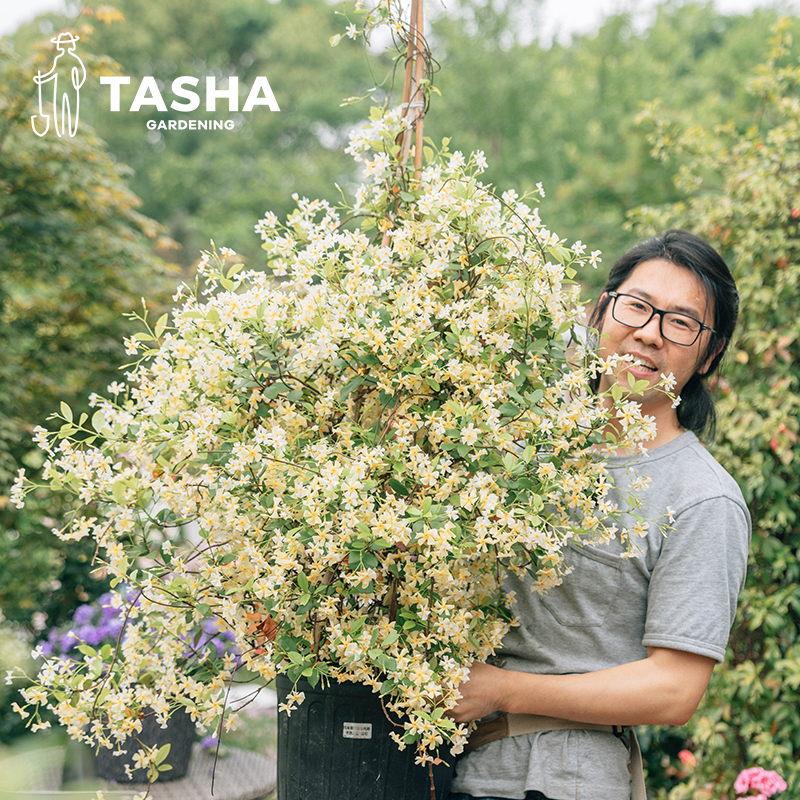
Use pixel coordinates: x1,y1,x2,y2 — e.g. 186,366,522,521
452,431,751,800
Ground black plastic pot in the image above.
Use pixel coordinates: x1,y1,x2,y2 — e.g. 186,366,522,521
276,674,454,800
95,706,196,783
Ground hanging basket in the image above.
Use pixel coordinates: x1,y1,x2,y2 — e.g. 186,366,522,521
95,706,196,783
276,675,454,800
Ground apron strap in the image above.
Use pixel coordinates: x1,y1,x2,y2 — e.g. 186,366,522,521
464,712,647,800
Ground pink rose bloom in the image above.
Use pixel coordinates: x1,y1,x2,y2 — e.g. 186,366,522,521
735,768,764,794
678,750,696,767
734,766,787,797
754,771,787,796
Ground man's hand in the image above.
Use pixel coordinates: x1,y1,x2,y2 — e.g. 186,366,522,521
448,662,510,723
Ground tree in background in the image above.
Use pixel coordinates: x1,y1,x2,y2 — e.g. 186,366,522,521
12,1,793,278
0,32,174,742
11,1,795,278
631,18,800,796
10,0,383,267
427,1,794,285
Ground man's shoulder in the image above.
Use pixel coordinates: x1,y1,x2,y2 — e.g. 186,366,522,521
645,431,747,510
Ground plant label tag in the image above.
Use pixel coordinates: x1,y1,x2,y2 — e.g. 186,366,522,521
343,722,373,739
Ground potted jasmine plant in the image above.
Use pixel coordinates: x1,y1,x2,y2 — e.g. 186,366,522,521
9,1,670,797
33,590,239,784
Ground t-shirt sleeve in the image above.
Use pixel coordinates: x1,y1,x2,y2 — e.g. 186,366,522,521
642,495,750,662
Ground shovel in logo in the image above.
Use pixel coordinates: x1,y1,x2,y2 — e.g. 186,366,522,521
31,32,86,138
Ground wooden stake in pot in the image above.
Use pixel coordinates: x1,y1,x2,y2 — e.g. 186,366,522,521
399,0,428,179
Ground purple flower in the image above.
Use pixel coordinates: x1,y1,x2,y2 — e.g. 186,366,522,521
39,585,240,673
38,589,127,659
72,604,96,626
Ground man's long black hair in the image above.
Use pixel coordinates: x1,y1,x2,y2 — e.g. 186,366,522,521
588,229,739,441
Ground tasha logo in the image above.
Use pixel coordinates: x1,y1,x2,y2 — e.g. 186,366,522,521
32,32,87,138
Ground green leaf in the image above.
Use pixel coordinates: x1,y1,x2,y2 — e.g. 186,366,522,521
361,552,379,569
60,401,73,423
154,313,169,338
425,377,441,391
154,743,171,765
388,478,409,496
92,410,107,432
340,375,364,400
111,479,128,505
226,262,244,279
58,423,76,439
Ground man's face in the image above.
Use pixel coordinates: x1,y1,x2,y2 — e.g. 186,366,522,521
597,258,718,423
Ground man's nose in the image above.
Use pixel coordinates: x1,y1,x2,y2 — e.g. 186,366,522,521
633,313,664,345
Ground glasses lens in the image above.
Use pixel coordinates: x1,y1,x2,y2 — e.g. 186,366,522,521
613,295,652,327
613,295,702,345
662,312,701,345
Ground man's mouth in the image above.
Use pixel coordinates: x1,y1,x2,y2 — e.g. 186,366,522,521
628,356,658,373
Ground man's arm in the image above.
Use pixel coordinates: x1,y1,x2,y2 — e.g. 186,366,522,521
450,646,715,727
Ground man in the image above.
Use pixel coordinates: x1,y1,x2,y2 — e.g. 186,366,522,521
447,230,751,800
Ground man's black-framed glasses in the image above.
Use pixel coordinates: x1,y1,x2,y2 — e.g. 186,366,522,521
608,292,716,346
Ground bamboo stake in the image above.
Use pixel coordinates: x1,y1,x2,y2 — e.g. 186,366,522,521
383,0,428,248
399,0,416,120
398,0,426,176
413,0,425,178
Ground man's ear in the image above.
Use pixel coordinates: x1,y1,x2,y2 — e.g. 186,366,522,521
593,292,609,327
697,338,726,375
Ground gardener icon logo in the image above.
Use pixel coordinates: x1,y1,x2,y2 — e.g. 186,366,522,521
31,32,87,138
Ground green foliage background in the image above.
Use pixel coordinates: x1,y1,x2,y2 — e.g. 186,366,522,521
1,0,800,795
0,34,176,740
631,21,800,795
